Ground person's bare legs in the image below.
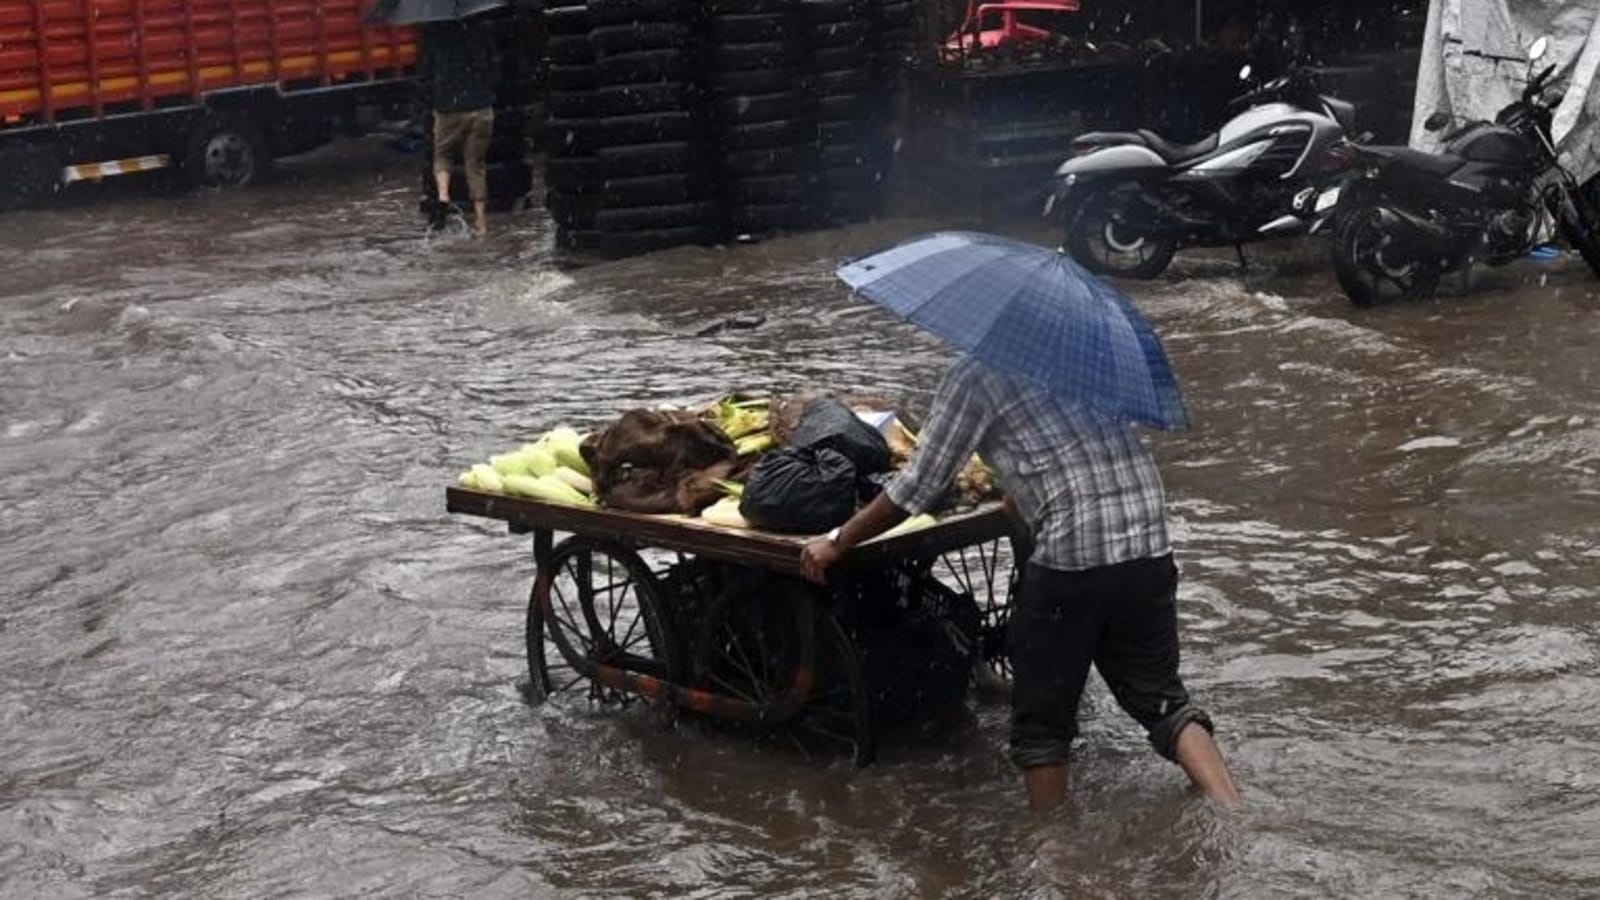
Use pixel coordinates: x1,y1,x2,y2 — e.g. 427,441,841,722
434,170,452,206
1023,764,1068,813
473,198,488,236
1172,722,1242,808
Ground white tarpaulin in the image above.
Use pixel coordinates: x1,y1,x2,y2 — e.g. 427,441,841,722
1412,0,1600,181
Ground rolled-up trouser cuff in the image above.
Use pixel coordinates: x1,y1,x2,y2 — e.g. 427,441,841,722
1148,705,1214,761
1009,735,1076,770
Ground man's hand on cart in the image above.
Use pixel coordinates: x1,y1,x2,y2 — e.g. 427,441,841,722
800,494,913,585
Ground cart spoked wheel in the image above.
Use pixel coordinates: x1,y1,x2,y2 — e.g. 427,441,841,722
693,579,875,766
529,537,683,706
929,538,1019,683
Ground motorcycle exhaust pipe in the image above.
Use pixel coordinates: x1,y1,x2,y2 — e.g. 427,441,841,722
1374,206,1454,255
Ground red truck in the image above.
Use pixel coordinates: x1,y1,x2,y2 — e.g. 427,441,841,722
0,0,420,208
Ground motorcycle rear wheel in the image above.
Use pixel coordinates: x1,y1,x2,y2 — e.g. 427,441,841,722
1064,183,1177,279
1332,206,1441,307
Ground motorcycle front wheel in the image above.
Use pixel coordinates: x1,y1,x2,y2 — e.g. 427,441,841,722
1551,186,1600,279
1332,206,1442,307
1064,183,1178,279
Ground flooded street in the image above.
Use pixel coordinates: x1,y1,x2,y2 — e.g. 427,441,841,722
4,143,1600,898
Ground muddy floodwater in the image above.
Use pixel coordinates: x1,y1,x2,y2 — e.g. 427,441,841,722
4,143,1600,898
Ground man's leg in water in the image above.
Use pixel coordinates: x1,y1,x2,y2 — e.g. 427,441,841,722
1009,564,1101,812
1095,556,1242,808
1173,722,1241,807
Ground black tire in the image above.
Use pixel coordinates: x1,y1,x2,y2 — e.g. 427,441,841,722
590,82,697,116
817,93,866,119
1553,187,1600,279
709,0,794,13
814,68,869,94
596,202,713,232
1331,205,1441,306
810,20,868,47
711,41,805,71
0,144,61,210
876,25,915,52
587,0,690,26
558,112,699,153
1064,182,1179,280
548,89,598,119
591,23,692,55
545,191,600,228
709,67,797,96
813,46,868,72
820,141,873,169
599,140,701,177
546,64,598,91
802,0,859,23
876,0,913,26
182,112,268,189
730,201,812,231
725,144,811,176
567,225,717,256
725,119,815,151
711,13,801,43
819,119,871,144
546,34,594,65
544,7,592,36
602,173,710,206
595,49,693,86
545,156,602,192
819,164,875,190
727,173,811,204
715,90,807,123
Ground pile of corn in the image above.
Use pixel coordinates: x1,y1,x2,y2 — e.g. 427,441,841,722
456,426,597,508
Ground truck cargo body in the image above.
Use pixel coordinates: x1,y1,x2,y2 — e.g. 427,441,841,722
0,0,419,207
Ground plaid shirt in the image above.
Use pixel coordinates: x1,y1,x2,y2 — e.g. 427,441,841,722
886,357,1171,572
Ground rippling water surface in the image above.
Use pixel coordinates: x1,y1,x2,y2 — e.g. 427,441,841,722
3,145,1600,898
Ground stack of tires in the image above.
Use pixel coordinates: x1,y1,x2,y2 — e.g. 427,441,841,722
804,0,879,225
708,0,819,238
865,0,915,201
542,0,604,246
578,0,715,255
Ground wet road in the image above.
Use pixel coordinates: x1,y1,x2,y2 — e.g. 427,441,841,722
4,142,1600,898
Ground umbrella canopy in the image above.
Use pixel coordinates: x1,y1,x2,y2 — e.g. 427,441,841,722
836,231,1189,430
367,0,505,26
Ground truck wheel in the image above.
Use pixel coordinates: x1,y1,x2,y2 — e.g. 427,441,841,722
183,113,267,189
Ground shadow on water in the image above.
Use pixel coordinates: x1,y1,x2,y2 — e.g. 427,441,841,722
2,139,1600,897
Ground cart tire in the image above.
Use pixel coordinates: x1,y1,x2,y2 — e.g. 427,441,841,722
530,537,684,705
692,579,874,765
591,83,697,117
802,0,858,23
711,41,805,72
725,145,811,176
602,173,710,206
544,7,592,36
547,64,599,92
814,68,870,94
918,537,1018,684
727,173,809,204
598,140,700,178
817,93,867,120
595,201,712,232
725,119,815,151
587,0,690,26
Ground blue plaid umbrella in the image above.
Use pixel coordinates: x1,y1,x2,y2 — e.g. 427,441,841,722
836,231,1189,429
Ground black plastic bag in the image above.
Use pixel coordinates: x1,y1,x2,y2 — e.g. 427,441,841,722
790,398,891,477
739,447,858,534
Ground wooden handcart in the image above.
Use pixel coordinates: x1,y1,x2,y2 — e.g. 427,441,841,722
447,487,1022,765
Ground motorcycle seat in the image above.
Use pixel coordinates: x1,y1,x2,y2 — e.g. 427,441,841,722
1137,130,1221,164
1366,145,1464,177
1073,131,1148,148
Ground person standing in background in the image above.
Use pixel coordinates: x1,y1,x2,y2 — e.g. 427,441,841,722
420,15,500,236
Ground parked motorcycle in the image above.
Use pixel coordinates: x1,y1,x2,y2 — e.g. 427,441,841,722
1044,67,1357,279
1317,37,1600,306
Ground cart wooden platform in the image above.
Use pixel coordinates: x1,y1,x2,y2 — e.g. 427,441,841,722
447,487,1022,765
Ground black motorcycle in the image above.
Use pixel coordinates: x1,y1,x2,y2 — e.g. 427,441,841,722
1321,37,1600,306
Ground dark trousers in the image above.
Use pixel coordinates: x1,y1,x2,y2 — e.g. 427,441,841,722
1008,555,1212,768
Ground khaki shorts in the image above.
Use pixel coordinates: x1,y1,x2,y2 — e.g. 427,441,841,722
433,109,494,201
